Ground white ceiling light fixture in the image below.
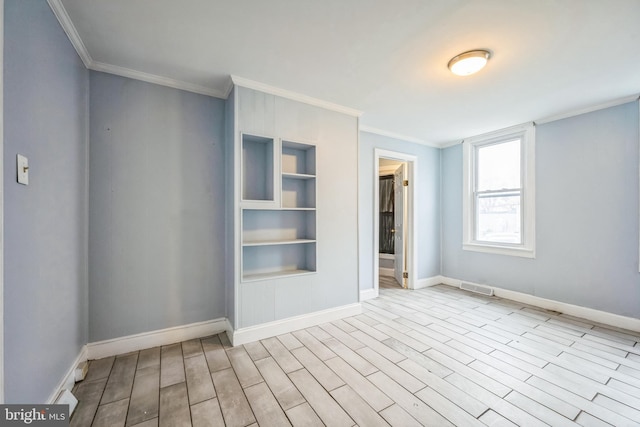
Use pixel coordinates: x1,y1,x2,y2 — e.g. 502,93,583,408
448,49,491,76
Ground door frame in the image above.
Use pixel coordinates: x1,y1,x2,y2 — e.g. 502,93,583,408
373,149,417,295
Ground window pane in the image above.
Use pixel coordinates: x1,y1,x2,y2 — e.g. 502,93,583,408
476,194,521,244
477,139,521,191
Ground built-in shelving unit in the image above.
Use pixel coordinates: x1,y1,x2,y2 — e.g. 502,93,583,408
240,137,317,281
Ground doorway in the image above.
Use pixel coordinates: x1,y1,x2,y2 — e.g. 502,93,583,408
374,149,417,295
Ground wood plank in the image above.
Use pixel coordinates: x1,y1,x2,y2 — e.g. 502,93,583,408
323,338,377,376
350,330,406,363
292,329,336,361
379,404,422,427
254,357,305,411
243,340,271,361
101,353,138,404
71,378,108,427
202,335,231,373
182,339,204,359
85,357,115,382
575,411,615,427
291,347,344,391
126,365,160,426
320,322,365,351
92,398,129,427
356,347,425,393
289,369,354,427
415,386,486,427
445,372,547,427
330,385,390,427
324,356,393,412
371,323,429,352
160,343,185,388
277,333,304,350
227,346,263,388
398,358,489,418
592,394,640,423
128,418,158,427
244,381,291,427
424,348,512,397
383,338,452,378
137,347,160,370
526,376,638,427
286,403,324,427
184,354,216,405
211,367,256,427
478,410,518,427
505,391,577,427
368,371,454,427
159,382,191,427
190,398,225,427
261,336,303,373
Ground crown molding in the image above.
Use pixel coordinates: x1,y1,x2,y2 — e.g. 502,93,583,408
535,94,640,125
90,61,227,98
47,0,92,68
359,125,439,148
231,75,362,117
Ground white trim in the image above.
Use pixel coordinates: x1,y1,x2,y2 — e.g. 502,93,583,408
360,288,378,301
90,61,227,98
379,267,395,277
231,76,362,117
360,126,438,148
0,0,4,403
638,98,640,273
414,275,447,290
439,140,463,149
47,1,228,99
46,0,92,68
86,318,227,360
373,149,418,294
229,303,362,346
440,277,640,333
462,122,536,258
46,345,88,404
536,94,640,125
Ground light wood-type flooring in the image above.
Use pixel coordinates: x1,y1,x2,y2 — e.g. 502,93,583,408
72,284,640,426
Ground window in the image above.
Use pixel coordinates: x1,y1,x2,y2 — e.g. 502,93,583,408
463,123,535,257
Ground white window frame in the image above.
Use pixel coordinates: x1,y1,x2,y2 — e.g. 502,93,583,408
462,122,536,258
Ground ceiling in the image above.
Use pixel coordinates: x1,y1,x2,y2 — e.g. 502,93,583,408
58,0,640,146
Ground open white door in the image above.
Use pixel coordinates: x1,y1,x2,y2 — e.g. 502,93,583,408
393,164,405,287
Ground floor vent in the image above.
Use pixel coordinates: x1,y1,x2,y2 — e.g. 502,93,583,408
460,282,494,296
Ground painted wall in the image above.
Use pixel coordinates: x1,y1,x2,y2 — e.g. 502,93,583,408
89,72,226,341
234,86,359,328
359,132,441,292
442,102,640,318
4,0,89,403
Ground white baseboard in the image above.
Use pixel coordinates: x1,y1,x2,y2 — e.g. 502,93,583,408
360,288,378,301
379,267,395,277
87,318,227,360
413,275,446,290
229,303,362,346
440,276,640,332
47,345,88,404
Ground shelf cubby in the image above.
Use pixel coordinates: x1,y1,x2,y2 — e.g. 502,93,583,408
242,210,316,245
242,243,317,282
282,140,316,175
242,133,275,202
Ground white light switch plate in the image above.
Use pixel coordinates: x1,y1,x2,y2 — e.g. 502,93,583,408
17,154,29,185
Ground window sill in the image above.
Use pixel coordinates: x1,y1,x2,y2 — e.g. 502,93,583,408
463,242,535,259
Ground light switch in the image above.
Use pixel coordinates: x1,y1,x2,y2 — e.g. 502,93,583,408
17,154,29,185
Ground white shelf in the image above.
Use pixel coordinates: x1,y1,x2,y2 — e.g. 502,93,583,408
283,173,315,180
242,269,317,282
242,239,316,247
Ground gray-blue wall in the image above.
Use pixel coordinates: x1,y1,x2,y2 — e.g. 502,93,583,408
89,72,226,341
359,132,441,291
442,102,640,318
4,0,89,403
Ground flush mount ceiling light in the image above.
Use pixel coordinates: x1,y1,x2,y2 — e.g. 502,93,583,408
448,49,491,76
